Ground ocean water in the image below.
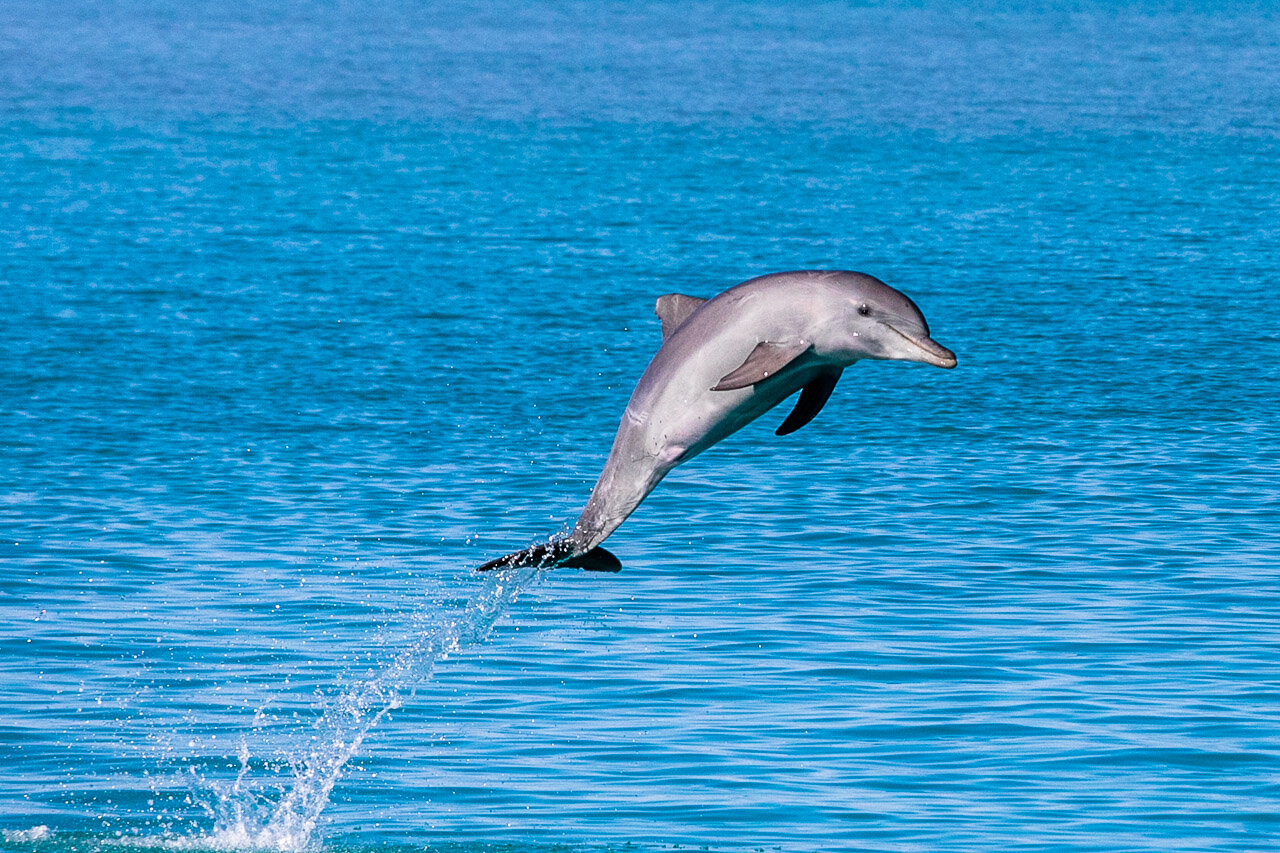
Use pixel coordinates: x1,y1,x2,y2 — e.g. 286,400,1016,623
3,1,1280,851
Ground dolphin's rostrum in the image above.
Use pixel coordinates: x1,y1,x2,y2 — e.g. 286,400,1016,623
479,270,955,572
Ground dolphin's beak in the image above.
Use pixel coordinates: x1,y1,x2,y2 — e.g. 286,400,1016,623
887,325,958,369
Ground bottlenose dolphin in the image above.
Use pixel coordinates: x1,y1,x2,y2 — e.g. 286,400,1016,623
479,270,955,572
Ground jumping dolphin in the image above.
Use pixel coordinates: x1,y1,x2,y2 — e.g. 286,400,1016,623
479,270,955,572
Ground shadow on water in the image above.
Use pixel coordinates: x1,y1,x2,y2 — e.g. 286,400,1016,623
142,564,544,853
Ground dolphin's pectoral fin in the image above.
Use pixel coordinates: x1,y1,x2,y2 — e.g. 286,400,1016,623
561,546,622,572
776,369,842,436
655,293,708,339
712,341,811,391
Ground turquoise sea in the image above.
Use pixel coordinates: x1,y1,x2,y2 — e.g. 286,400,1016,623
3,1,1279,851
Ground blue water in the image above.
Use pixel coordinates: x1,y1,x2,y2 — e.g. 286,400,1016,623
4,1,1280,851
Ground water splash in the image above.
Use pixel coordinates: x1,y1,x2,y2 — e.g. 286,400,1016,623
188,564,544,852
2,826,52,843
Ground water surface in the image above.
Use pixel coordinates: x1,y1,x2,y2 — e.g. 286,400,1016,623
3,2,1280,851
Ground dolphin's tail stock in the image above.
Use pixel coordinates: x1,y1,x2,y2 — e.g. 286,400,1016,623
477,538,622,573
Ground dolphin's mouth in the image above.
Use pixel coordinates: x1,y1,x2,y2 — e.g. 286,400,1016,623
886,324,957,369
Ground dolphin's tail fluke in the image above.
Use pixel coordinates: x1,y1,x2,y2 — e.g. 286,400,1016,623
476,539,621,573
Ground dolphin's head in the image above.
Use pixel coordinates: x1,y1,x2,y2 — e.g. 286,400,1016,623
823,272,957,369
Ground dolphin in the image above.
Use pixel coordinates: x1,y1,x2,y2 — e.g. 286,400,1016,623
478,270,955,572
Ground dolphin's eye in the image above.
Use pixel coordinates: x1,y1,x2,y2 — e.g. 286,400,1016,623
857,303,871,317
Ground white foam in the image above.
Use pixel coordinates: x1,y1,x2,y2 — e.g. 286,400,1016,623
2,826,51,843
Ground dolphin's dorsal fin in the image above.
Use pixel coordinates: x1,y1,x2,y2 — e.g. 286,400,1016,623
776,369,842,436
655,293,708,339
711,341,811,391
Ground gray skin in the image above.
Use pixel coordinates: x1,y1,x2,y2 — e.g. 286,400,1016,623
479,270,955,571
